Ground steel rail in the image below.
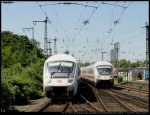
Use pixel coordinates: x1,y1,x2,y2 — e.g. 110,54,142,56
69,102,77,112
80,94,102,112
88,83,109,112
62,102,69,112
35,100,51,112
101,89,135,112
114,94,149,109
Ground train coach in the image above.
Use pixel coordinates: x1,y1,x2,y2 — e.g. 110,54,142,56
43,54,81,98
80,61,114,87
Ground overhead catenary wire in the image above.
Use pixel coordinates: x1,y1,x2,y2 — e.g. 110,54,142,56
73,1,132,52
37,1,132,57
39,2,98,9
52,2,101,44
74,2,102,41
36,2,63,43
35,2,47,17
2,2,148,62
119,31,145,42
108,2,132,33
101,1,128,9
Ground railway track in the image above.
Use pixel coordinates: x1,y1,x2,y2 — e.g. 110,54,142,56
114,85,149,96
86,82,135,112
33,82,148,112
62,102,77,112
62,94,102,113
37,102,77,112
115,94,149,112
36,95,102,112
108,89,149,112
110,88,149,103
32,99,51,112
96,89,135,112
80,94,102,112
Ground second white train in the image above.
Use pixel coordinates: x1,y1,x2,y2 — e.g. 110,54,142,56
80,61,114,87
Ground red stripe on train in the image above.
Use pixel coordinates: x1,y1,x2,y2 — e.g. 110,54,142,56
80,74,95,78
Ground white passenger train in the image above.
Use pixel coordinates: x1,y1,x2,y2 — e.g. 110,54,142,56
80,61,114,87
43,54,81,97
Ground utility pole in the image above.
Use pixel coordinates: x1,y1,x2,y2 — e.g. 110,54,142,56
22,27,34,39
142,22,149,69
102,51,106,61
50,36,57,55
146,23,149,64
33,16,50,56
47,39,52,57
115,42,120,77
54,36,57,55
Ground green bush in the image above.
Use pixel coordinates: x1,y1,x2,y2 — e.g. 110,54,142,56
1,63,44,106
1,31,45,111
117,76,123,83
1,74,14,112
10,66,43,104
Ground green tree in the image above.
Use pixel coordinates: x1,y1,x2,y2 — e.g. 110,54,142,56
1,31,45,111
119,59,131,68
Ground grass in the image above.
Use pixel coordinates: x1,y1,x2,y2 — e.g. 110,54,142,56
114,78,119,86
114,78,129,86
13,105,33,112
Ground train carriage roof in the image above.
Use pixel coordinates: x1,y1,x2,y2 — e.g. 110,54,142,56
81,61,113,70
44,54,77,63
94,61,113,66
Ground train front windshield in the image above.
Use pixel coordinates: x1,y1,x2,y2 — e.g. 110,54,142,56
48,61,74,73
97,65,112,75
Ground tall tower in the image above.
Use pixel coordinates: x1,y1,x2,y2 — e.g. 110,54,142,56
54,36,57,55
44,16,48,56
33,16,50,56
145,22,149,65
48,39,52,57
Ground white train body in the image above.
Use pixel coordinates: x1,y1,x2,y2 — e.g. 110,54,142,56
43,54,80,97
80,61,114,87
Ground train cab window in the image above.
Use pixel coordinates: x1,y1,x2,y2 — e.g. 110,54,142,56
97,65,112,75
48,61,74,73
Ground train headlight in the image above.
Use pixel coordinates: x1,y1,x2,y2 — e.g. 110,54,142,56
68,79,73,83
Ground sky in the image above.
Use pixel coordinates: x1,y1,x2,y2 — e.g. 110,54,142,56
1,1,149,63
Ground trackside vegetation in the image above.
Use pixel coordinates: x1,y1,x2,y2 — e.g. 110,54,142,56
1,31,47,112
1,31,148,112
